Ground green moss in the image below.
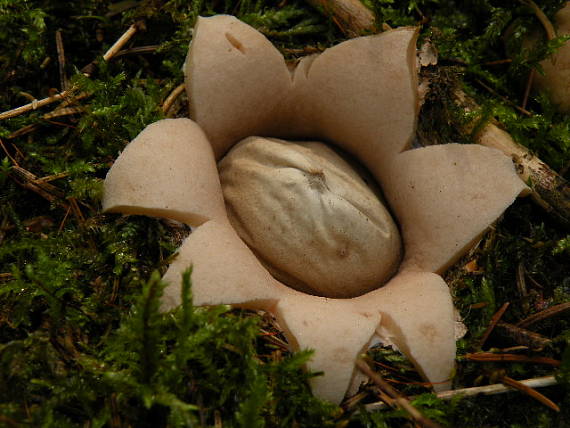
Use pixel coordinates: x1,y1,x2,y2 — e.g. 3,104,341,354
0,0,568,426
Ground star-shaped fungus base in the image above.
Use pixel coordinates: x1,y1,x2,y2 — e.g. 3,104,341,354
103,15,528,403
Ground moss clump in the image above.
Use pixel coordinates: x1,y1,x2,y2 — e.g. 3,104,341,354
0,0,568,426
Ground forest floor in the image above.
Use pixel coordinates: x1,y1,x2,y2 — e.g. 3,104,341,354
0,1,569,427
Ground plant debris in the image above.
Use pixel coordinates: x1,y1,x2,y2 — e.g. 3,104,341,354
0,0,568,426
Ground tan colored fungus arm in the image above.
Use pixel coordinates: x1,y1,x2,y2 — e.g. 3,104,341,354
358,271,457,392
382,144,529,274
161,219,292,311
185,15,292,159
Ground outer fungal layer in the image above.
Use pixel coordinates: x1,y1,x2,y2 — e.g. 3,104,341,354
382,144,529,274
219,136,402,299
103,119,226,226
103,15,528,404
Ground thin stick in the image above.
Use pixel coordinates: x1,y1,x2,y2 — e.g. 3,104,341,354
517,302,570,328
502,375,560,411
494,321,552,350
465,352,560,367
7,124,40,140
162,83,186,116
7,104,84,140
43,106,84,120
517,263,532,313
0,90,74,121
479,302,510,348
69,197,86,223
12,177,68,208
356,359,442,428
36,172,70,183
305,0,376,37
483,59,513,66
259,329,289,351
55,29,69,91
114,45,160,58
521,69,535,111
102,22,142,61
58,91,90,109
0,22,142,121
475,79,533,117
364,376,557,411
9,165,70,211
0,138,19,165
58,204,72,232
11,166,65,199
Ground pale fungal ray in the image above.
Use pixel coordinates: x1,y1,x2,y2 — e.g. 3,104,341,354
274,294,381,403
162,219,292,311
358,271,456,392
103,119,226,227
185,15,291,159
382,144,529,274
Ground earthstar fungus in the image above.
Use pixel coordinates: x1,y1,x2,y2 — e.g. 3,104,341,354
103,15,528,403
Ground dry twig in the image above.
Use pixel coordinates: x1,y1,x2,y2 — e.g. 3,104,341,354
11,165,66,200
0,90,75,121
475,79,533,117
55,29,69,91
0,138,19,165
501,375,560,412
114,45,160,58
365,375,558,411
36,172,70,183
465,352,560,367
521,69,535,111
356,359,442,428
162,83,186,116
517,302,570,328
259,329,289,351
103,22,143,62
58,205,73,232
0,21,143,121
479,302,510,348
494,321,553,350
516,263,530,314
